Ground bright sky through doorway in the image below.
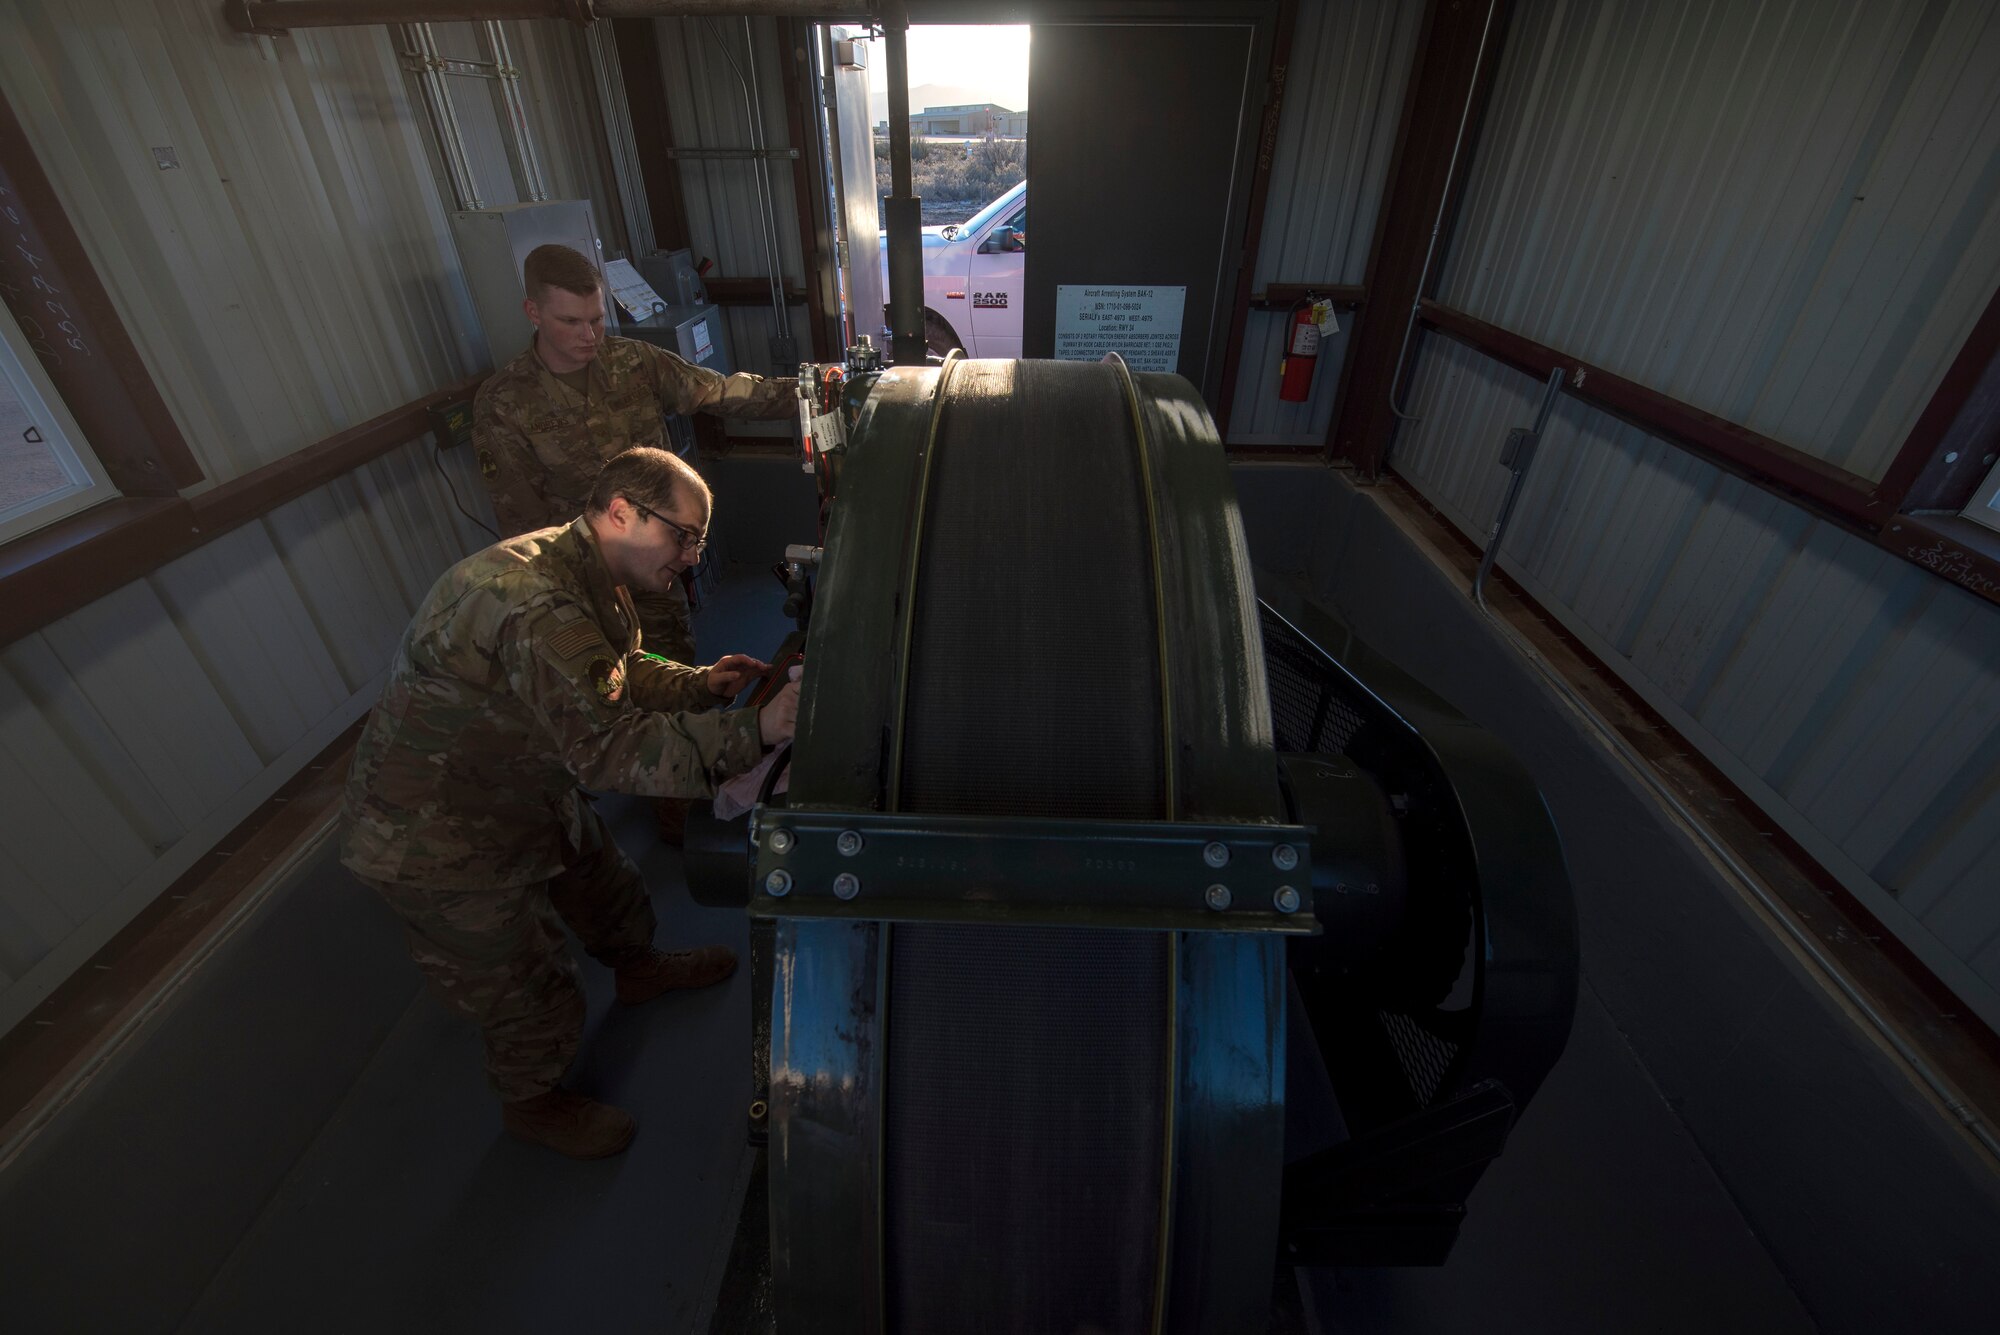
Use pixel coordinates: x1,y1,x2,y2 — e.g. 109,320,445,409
865,26,1031,123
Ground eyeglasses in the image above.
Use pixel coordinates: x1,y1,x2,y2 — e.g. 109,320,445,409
630,501,708,554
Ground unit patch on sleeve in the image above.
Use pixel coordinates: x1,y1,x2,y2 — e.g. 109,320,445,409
586,655,627,703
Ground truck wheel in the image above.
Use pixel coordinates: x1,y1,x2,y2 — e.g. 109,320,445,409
925,310,964,358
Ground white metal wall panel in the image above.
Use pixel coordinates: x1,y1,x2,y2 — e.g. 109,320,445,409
652,16,804,380
418,20,620,227
148,525,354,765
1437,0,2000,482
1228,0,1423,444
0,1,485,484
1392,339,2000,1027
0,6,600,1033
501,19,624,233
426,23,524,208
0,435,487,1033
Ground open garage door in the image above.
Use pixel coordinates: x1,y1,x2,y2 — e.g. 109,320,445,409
1024,12,1274,409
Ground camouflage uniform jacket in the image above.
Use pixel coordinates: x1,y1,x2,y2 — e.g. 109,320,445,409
340,518,764,890
476,335,798,535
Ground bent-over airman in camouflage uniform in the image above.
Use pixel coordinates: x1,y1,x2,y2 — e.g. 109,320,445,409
341,516,763,1105
475,331,796,662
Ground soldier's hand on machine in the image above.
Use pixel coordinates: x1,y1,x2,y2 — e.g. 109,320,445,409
706,653,772,702
758,666,802,748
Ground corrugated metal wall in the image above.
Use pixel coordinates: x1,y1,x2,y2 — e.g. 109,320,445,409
0,440,489,1030
0,1,613,1031
651,15,804,393
1226,0,1423,445
1392,0,2000,1027
1437,0,2000,481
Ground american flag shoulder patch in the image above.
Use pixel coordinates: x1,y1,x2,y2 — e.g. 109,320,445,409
545,620,606,663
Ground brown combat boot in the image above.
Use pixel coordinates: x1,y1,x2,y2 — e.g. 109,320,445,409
615,945,738,1005
500,1088,636,1159
655,796,689,847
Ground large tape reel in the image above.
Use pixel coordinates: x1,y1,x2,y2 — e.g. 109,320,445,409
770,356,1288,1335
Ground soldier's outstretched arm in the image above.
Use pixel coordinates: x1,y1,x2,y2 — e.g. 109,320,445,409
636,340,798,421
625,651,730,713
502,606,766,797
625,651,771,713
474,396,559,536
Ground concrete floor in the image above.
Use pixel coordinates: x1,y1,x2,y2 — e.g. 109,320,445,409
0,565,1820,1333
178,795,761,1334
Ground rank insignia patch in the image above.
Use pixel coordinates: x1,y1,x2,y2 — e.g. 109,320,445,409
478,449,498,480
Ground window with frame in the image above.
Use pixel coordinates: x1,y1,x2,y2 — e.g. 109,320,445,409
1964,454,2000,536
0,299,112,545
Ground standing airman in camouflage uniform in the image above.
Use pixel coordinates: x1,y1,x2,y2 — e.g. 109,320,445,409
474,242,797,665
343,447,800,1159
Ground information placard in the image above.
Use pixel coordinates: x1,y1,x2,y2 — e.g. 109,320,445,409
1053,285,1186,372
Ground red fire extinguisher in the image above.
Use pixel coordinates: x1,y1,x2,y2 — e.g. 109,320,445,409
1278,294,1331,403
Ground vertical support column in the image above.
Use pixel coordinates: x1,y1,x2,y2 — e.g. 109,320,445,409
782,18,838,361
0,89,202,493
581,19,658,247
1324,0,1514,476
613,17,692,252
882,6,925,365
1871,283,2000,513
1214,0,1299,443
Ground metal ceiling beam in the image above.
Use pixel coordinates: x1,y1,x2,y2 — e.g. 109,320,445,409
224,0,874,34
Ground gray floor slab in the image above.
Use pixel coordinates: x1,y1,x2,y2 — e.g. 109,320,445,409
180,801,757,1335
1304,978,1816,1334
179,566,800,1335
1,559,1825,1335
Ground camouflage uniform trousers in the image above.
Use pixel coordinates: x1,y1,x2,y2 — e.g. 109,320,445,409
360,803,654,1103
631,577,696,665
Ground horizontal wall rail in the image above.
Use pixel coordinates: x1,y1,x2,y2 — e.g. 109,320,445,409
1248,284,1364,312
1414,300,2000,611
0,373,487,648
1418,300,1887,529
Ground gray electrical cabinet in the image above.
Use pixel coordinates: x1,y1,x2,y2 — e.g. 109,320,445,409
450,200,610,368
620,303,733,376
620,247,733,376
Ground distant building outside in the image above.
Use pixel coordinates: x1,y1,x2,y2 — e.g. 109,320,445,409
906,103,1027,138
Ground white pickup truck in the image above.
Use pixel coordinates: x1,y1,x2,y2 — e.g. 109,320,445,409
879,180,1026,358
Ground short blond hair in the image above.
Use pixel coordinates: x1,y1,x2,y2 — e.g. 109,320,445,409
523,243,601,302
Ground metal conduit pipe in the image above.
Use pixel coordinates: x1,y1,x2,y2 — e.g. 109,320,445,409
882,8,925,365
584,21,657,254
404,23,484,208
704,19,791,342
740,16,792,343
1466,570,2000,1169
485,20,551,201
226,0,873,34
1472,366,1565,610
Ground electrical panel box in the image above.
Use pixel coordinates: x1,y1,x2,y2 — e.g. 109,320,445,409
636,249,711,308
620,302,734,378
450,200,610,368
